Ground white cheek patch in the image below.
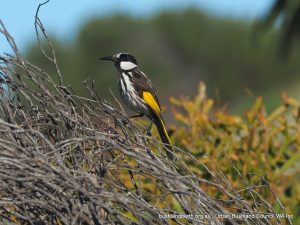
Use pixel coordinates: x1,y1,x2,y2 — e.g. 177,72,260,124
120,61,137,70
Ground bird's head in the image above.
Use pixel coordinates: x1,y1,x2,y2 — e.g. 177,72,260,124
99,53,138,70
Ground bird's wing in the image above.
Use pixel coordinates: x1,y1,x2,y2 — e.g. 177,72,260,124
143,91,161,115
130,69,161,116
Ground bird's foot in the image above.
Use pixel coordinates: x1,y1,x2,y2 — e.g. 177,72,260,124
143,123,152,136
129,114,144,119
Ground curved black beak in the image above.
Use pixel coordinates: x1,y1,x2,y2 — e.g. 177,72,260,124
99,56,116,62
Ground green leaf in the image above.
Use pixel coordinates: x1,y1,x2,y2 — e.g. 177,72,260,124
276,151,300,175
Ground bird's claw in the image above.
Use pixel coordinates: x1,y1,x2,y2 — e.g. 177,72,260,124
143,123,152,136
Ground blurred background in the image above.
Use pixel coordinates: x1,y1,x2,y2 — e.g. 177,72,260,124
2,0,300,120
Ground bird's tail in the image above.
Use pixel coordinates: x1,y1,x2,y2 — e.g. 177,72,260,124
152,113,174,160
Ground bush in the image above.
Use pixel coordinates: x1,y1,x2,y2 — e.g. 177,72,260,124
170,82,299,224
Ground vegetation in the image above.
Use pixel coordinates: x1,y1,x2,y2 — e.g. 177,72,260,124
0,2,299,225
26,9,300,113
171,82,299,224
261,0,300,54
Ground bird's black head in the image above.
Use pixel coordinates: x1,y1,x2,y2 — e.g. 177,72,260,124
99,53,138,70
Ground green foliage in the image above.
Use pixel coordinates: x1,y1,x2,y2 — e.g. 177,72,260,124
170,82,299,223
25,9,300,112
261,0,300,53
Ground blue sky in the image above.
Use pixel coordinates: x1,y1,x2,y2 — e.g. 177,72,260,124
1,0,274,54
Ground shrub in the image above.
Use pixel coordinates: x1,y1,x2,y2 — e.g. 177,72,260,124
170,82,299,224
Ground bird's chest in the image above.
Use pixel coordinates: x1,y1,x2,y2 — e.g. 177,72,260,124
117,72,147,113
117,72,134,96
118,73,137,102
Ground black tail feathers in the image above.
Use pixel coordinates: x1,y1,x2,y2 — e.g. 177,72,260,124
152,113,174,160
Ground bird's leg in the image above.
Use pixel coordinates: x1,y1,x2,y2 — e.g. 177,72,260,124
129,114,144,119
143,122,153,136
128,114,152,135
123,114,143,126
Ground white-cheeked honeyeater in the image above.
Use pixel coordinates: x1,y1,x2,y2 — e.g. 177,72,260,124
100,53,174,159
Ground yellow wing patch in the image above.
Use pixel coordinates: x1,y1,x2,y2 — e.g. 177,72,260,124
143,91,161,115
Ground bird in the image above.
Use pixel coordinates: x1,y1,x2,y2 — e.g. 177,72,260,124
99,53,174,159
